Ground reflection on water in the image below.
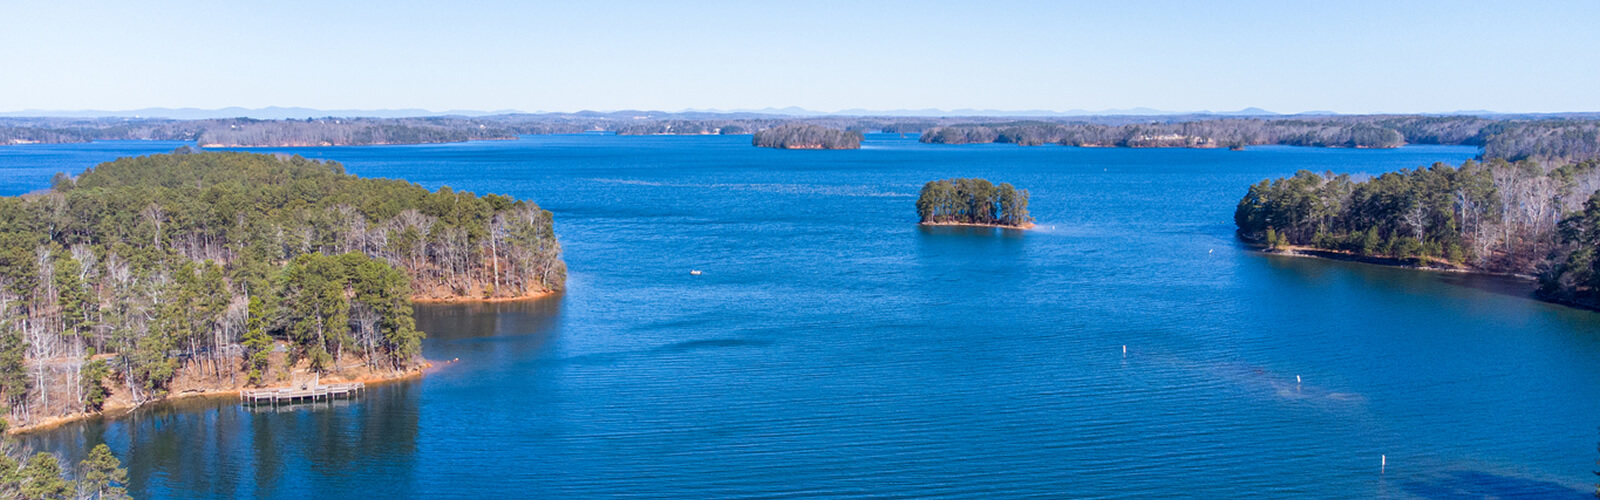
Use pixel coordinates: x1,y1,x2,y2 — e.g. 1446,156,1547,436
416,294,565,342
21,382,423,498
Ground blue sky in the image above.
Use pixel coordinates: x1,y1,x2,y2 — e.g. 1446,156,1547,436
1,0,1596,114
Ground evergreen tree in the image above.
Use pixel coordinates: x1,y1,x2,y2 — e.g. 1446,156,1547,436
80,352,109,412
241,296,273,386
19,452,69,500
77,444,129,500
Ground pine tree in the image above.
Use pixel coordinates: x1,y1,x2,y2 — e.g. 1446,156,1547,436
19,452,69,500
77,444,129,500
80,351,109,412
241,296,273,386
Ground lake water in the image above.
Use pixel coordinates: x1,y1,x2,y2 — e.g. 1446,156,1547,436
7,135,1599,498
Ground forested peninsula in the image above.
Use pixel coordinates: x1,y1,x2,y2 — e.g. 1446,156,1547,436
1234,158,1600,309
0,150,566,431
752,124,862,150
916,178,1033,229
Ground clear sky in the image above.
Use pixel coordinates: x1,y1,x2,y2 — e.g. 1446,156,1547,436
2,0,1596,114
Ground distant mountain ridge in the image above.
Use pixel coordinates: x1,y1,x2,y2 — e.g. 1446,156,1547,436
3,106,1294,120
0,106,522,120
3,106,1586,120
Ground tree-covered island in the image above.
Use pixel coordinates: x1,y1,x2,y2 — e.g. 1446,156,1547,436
1235,158,1600,309
916,178,1034,229
0,150,566,431
752,124,862,149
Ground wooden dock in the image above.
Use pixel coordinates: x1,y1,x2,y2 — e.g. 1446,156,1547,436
241,382,365,406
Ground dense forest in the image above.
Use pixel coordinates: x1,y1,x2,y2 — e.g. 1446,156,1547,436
752,124,862,150
916,178,1033,228
0,150,565,428
1234,158,1600,308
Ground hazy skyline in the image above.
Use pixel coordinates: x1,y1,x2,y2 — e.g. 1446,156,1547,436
3,0,1597,114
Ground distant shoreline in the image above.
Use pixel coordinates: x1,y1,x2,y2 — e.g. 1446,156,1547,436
199,136,516,148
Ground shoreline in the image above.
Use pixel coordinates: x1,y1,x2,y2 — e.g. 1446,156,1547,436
1248,240,1548,278
5,363,433,436
410,289,559,303
0,287,529,436
919,221,1036,230
1254,242,1536,279
1246,242,1600,312
2,290,556,435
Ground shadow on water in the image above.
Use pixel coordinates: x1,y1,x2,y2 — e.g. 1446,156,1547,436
914,224,1027,265
1256,251,1540,303
414,294,565,364
915,224,1029,240
1398,470,1590,499
657,338,774,351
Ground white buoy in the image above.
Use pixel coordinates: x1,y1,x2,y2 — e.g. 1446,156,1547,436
1296,375,1301,384
1122,345,1127,355
690,270,702,276
1381,454,1386,473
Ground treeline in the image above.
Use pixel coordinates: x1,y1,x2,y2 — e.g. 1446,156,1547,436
607,119,786,136
0,117,518,147
8,114,1600,163
919,116,1600,164
1234,158,1600,308
752,124,862,149
195,118,517,147
921,119,1406,149
916,178,1033,228
0,150,566,426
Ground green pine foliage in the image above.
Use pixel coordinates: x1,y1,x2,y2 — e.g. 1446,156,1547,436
19,452,69,500
916,178,1033,228
78,444,129,500
0,150,566,424
79,353,108,412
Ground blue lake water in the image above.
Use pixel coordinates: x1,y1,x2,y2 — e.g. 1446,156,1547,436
7,135,1599,498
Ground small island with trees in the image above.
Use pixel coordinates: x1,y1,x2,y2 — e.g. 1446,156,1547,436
752,124,862,150
916,178,1034,229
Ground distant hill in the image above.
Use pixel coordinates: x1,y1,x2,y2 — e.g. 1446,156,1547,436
0,106,1291,120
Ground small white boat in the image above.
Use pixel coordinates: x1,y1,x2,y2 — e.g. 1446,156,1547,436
690,270,702,275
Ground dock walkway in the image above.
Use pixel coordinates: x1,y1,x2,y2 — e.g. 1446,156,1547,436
241,382,365,406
